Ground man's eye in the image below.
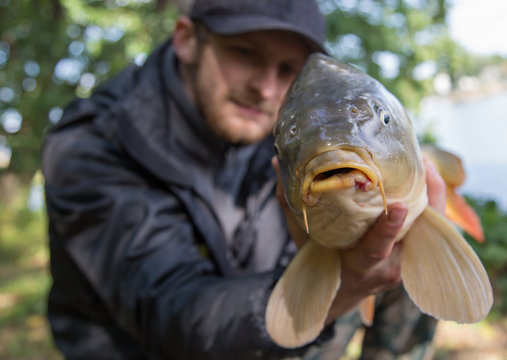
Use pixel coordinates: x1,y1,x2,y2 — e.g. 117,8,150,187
279,64,299,78
233,46,253,56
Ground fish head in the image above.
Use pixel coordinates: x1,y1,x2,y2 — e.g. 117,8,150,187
274,53,426,246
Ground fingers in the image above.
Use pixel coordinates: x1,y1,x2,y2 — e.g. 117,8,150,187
356,202,408,267
423,157,446,215
339,202,407,296
329,204,407,319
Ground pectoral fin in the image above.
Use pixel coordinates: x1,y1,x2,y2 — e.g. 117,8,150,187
421,144,465,187
359,294,376,326
265,240,341,348
445,187,485,243
421,144,484,243
401,206,493,323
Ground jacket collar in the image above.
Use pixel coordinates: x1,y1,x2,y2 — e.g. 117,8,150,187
112,41,266,203
162,45,232,163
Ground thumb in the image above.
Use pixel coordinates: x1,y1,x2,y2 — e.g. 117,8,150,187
357,202,408,266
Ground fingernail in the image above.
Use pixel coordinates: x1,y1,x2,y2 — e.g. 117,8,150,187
423,158,436,171
388,208,407,224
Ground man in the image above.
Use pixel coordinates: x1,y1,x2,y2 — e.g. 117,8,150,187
42,0,446,359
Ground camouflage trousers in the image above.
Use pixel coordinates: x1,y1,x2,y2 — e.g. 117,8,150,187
296,285,438,360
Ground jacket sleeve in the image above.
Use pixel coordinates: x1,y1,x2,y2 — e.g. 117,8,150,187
42,121,319,359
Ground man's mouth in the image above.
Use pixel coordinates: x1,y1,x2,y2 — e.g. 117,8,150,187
232,99,272,117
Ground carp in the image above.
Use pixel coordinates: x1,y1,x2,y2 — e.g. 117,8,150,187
265,53,493,348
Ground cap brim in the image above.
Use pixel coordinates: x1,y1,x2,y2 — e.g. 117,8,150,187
198,14,327,54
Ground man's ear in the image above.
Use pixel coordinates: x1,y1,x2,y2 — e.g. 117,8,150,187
172,16,198,65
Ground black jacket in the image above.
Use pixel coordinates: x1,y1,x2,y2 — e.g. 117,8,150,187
42,40,334,359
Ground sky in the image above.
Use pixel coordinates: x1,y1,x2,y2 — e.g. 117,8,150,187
448,0,507,57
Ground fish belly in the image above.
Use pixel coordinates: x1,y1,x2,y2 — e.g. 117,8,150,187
307,188,384,248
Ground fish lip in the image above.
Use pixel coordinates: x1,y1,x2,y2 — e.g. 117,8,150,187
300,147,385,207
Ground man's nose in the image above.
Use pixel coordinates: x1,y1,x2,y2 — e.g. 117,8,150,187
250,66,281,100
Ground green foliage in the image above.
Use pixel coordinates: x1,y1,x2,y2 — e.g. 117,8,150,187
0,175,62,359
464,197,507,317
320,0,505,114
0,0,178,177
2,0,504,178
321,0,450,110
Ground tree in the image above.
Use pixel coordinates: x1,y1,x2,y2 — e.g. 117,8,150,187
0,0,179,179
0,0,492,179
321,0,452,110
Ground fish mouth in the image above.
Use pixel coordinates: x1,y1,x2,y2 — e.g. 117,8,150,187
310,166,374,192
301,147,387,211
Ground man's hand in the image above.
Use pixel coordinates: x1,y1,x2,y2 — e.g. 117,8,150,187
272,156,447,323
326,202,407,322
327,157,447,322
424,156,446,214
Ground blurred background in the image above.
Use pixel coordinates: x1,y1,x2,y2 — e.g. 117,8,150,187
1,0,506,358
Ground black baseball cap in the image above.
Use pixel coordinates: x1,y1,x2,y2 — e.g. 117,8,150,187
189,0,327,54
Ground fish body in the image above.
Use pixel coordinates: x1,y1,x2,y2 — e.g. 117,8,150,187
266,53,493,348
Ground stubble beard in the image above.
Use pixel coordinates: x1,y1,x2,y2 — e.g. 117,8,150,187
193,74,276,145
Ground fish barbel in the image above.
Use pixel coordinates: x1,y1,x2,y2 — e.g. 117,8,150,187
265,53,493,348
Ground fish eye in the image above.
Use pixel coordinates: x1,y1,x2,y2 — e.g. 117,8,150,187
289,124,297,137
380,110,390,126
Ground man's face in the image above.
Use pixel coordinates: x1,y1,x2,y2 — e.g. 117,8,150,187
188,29,311,144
